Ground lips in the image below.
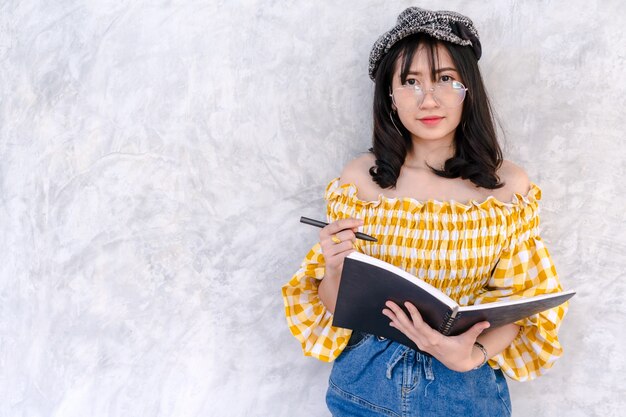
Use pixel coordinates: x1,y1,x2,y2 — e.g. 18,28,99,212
418,116,444,125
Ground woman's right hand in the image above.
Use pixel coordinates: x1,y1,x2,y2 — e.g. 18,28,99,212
319,218,364,282
318,218,364,313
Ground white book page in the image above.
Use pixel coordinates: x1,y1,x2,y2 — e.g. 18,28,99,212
347,252,458,309
458,290,577,312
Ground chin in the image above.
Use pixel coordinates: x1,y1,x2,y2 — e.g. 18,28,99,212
410,129,457,142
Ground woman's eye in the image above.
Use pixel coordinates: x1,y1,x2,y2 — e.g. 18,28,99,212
440,75,454,83
405,79,417,86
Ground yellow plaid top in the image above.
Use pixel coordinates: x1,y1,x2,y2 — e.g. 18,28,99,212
281,177,569,381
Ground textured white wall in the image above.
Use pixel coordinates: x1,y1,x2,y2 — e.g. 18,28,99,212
1,0,624,416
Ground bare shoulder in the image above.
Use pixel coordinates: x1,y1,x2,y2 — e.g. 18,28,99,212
339,152,376,187
496,160,531,200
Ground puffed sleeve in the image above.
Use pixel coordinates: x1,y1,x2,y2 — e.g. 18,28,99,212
280,178,354,362
281,242,352,361
474,190,569,381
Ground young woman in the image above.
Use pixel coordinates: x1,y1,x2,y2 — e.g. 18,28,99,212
282,7,568,416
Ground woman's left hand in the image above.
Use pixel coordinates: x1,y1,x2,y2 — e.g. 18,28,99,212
382,300,490,372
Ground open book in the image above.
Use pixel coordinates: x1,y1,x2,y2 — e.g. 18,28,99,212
332,252,575,350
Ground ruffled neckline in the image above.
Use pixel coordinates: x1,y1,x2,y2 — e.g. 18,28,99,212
324,177,541,214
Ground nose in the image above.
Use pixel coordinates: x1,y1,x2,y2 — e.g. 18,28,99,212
419,88,440,109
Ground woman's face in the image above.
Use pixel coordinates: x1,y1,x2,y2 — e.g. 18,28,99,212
390,43,464,145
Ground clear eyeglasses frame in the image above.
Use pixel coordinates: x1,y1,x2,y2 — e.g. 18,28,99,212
389,80,469,109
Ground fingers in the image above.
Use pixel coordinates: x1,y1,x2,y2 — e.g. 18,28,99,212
319,218,363,281
320,219,363,244
382,301,442,351
324,239,356,258
383,301,431,334
332,229,357,244
320,218,362,252
405,302,426,327
382,301,415,330
463,321,491,341
321,229,357,258
322,218,364,236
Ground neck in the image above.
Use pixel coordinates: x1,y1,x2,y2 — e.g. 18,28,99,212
404,136,455,170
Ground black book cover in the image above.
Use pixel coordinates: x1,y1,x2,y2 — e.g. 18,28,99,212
332,252,574,349
332,255,454,350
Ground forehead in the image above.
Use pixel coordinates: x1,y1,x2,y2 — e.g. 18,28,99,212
395,43,456,74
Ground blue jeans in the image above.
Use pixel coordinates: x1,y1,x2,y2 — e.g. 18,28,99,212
326,332,511,417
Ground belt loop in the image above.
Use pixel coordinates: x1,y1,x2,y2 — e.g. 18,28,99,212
386,345,411,379
423,355,435,381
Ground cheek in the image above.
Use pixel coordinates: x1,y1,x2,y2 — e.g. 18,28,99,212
446,105,464,129
395,108,414,126
450,110,463,127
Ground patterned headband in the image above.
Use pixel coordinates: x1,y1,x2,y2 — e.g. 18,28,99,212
368,7,482,81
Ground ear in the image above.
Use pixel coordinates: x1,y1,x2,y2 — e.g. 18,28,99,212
388,88,397,112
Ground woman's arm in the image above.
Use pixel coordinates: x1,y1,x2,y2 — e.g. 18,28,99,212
473,323,520,368
318,273,340,314
317,218,363,314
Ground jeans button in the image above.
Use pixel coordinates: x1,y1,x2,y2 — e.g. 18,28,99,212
377,336,387,341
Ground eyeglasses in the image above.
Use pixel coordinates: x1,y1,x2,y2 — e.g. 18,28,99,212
390,80,468,109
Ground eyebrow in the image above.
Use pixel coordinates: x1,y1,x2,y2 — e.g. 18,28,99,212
406,67,459,75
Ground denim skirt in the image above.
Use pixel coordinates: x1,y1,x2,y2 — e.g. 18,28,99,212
326,332,511,417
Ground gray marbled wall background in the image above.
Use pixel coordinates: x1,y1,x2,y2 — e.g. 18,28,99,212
1,0,624,416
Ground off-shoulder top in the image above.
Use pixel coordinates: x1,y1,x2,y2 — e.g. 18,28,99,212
281,177,569,381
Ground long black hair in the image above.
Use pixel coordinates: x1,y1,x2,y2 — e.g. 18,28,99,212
369,34,504,190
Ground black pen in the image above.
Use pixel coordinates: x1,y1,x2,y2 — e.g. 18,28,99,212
300,216,378,242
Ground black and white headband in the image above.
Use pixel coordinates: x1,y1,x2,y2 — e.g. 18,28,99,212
369,6,482,81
